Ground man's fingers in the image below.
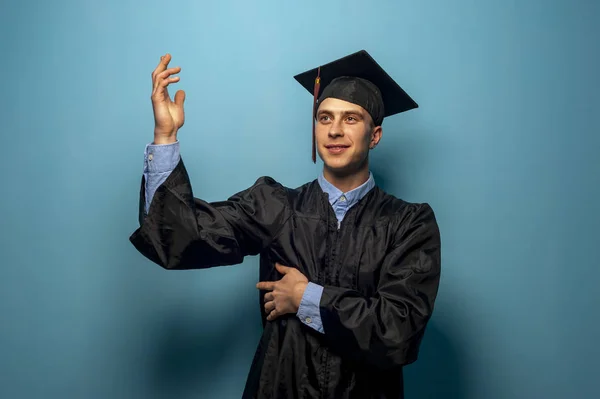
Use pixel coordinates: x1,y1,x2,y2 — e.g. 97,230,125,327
157,76,180,89
156,67,182,81
267,309,278,321
256,281,276,291
152,67,181,93
151,54,171,82
264,300,275,314
158,53,171,67
264,292,274,303
152,76,180,99
275,263,291,274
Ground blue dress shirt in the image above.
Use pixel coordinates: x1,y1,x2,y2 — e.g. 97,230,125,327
142,141,375,334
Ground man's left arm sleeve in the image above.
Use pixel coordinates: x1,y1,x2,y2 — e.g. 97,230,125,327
319,204,441,369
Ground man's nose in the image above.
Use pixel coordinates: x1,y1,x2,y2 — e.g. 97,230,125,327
328,120,344,137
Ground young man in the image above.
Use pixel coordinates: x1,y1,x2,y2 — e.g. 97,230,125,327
130,50,441,399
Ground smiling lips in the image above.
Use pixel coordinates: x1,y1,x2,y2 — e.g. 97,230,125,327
325,144,350,154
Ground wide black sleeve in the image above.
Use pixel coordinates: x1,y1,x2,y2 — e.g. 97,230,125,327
319,203,441,369
129,158,291,270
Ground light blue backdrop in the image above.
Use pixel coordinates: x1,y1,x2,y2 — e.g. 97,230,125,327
1,0,598,398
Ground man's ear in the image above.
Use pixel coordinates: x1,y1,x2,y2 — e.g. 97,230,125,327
370,126,383,149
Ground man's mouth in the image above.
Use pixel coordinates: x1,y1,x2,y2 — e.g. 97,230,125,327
325,144,350,154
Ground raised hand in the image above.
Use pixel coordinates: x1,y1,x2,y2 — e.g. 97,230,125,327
151,53,185,144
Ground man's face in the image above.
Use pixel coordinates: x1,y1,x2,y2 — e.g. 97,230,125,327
315,98,382,175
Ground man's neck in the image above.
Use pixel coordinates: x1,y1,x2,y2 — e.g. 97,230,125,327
322,165,371,193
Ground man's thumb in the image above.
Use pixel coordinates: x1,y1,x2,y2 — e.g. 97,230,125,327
174,90,186,106
275,263,289,274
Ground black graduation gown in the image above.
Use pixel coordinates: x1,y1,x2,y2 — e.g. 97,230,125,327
129,158,441,399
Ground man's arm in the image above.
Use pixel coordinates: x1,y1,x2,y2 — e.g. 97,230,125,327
134,138,293,270
318,204,441,369
130,53,290,269
131,156,291,270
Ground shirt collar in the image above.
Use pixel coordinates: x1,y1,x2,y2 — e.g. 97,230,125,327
318,172,376,207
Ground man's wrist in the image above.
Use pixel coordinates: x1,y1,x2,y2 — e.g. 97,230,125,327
153,132,177,145
293,281,309,310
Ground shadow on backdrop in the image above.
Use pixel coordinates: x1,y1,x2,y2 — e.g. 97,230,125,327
403,321,465,399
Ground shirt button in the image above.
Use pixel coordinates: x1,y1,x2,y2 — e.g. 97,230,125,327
340,195,346,202
305,317,312,324
148,153,154,161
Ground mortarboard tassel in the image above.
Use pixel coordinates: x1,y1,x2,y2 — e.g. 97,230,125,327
312,67,321,163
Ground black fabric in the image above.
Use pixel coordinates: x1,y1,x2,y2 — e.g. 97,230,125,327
129,159,442,399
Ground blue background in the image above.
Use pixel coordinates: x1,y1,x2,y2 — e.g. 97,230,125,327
1,0,598,398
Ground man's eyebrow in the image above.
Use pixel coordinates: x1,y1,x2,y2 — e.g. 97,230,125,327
317,109,364,117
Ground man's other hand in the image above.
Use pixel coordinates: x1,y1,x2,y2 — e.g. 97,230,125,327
256,263,309,321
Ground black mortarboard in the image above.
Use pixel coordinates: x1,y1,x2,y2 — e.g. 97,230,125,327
294,50,418,162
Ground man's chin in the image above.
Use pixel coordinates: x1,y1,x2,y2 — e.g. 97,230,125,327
323,160,355,176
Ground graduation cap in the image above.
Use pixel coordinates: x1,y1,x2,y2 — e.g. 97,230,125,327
294,50,418,163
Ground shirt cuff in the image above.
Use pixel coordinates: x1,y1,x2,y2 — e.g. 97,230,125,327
143,140,180,214
296,282,325,334
144,140,180,174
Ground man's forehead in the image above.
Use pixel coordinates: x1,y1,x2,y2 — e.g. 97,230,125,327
317,98,368,114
